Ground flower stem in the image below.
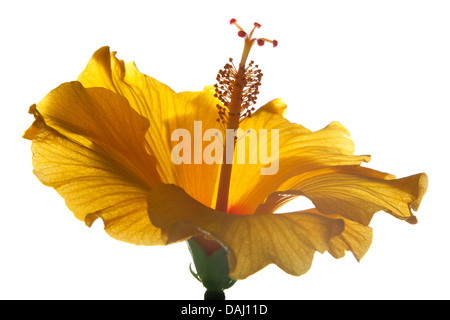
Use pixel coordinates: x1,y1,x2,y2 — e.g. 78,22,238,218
204,289,225,300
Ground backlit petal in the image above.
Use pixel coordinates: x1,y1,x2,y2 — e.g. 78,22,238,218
25,81,164,245
166,88,223,207
328,216,373,262
27,81,160,187
311,209,373,261
279,166,428,225
30,128,163,245
78,47,221,207
227,99,370,214
147,184,345,279
256,197,373,261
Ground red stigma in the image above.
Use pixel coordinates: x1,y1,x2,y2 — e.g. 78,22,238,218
238,30,247,38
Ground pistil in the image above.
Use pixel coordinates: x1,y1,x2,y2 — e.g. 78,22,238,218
214,19,277,213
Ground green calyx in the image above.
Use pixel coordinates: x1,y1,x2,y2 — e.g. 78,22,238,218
187,238,237,300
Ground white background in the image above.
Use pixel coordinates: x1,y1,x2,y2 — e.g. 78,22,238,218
1,0,449,300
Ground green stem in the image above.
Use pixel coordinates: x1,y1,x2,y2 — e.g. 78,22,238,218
204,289,225,300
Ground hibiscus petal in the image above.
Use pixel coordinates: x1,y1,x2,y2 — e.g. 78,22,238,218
279,166,428,225
255,196,373,261
77,47,221,207
147,184,345,279
30,128,163,245
311,210,373,261
227,98,370,214
24,81,164,245
27,81,160,188
327,216,373,262
167,88,223,207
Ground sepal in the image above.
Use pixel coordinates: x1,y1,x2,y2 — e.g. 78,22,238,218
187,238,236,300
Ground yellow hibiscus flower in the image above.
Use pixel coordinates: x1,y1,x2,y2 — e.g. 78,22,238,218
24,20,427,299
